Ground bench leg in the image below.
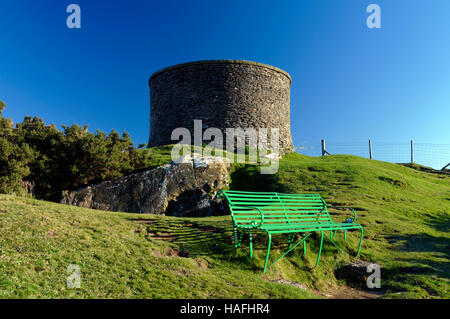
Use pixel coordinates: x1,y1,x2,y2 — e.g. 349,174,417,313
234,226,244,249
357,227,363,257
238,231,244,248
303,233,307,255
344,230,347,241
324,231,346,254
263,233,272,273
312,231,324,269
288,234,296,247
249,230,253,259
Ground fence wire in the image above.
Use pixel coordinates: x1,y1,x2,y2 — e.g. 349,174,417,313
295,141,450,170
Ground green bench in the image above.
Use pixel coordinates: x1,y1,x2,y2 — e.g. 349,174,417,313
217,190,364,273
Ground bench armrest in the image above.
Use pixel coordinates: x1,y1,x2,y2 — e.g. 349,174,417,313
326,205,357,222
217,192,264,228
237,206,265,228
216,190,225,198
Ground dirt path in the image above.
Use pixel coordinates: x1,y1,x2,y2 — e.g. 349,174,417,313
270,278,385,299
319,286,385,299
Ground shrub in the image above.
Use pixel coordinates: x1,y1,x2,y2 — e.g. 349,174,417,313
0,101,152,201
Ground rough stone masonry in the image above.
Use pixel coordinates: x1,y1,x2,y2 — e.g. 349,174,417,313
148,59,294,154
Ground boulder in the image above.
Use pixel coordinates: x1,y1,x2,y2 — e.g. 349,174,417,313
335,261,381,288
61,154,230,217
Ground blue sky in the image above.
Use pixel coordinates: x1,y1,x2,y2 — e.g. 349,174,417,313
0,1,449,167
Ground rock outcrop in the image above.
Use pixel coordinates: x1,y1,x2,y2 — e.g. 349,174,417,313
335,261,381,288
61,155,230,217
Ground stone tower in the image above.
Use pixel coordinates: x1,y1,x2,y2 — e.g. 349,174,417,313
148,59,294,153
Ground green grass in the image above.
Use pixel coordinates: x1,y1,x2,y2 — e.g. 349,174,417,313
229,153,450,298
0,151,449,298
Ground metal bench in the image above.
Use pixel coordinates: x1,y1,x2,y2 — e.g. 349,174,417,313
217,190,364,273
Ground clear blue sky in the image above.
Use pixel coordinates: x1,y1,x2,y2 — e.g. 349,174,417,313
1,1,449,167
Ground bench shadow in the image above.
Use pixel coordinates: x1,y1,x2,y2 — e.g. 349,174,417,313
127,217,320,271
127,217,237,257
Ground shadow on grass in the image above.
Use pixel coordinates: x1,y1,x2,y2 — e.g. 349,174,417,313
126,216,332,272
127,218,237,258
423,213,450,233
229,164,288,192
400,163,450,176
229,163,359,197
389,232,450,279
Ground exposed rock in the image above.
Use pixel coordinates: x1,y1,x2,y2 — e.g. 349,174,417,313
61,155,230,217
20,181,35,196
272,279,307,290
335,261,381,288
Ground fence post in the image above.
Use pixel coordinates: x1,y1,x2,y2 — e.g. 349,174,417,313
410,140,414,164
321,139,326,156
369,139,373,160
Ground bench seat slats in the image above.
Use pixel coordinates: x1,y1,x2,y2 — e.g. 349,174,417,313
234,219,330,223
267,224,361,234
233,214,330,219
226,197,321,201
228,197,323,200
231,200,323,202
230,204,324,208
233,208,325,211
226,192,319,195
235,218,332,223
220,190,360,230
234,214,329,219
232,211,326,214
230,190,330,226
260,221,359,229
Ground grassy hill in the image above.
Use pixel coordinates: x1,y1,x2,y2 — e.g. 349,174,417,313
0,152,448,298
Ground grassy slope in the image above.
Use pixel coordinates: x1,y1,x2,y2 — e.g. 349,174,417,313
0,152,448,298
231,153,449,298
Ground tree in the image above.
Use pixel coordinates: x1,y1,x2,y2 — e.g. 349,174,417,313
0,101,35,194
0,100,154,201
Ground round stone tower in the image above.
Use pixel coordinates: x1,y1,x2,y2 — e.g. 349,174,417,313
148,59,294,153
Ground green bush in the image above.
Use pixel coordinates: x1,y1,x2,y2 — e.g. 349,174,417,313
0,101,153,201
0,101,35,194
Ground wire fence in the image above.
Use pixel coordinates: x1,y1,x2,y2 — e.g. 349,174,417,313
295,140,450,170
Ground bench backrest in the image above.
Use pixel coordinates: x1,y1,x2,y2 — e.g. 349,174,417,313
220,190,332,228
